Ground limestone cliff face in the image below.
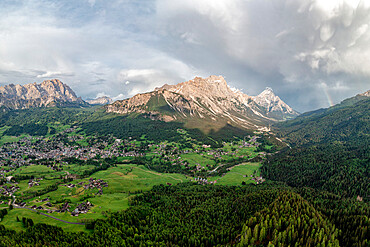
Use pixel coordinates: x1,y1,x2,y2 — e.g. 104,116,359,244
106,76,299,129
86,96,113,105
359,90,370,97
252,87,299,119
0,79,84,109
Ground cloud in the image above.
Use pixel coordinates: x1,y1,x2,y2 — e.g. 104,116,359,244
152,0,370,111
0,0,369,112
96,92,109,98
87,0,96,7
112,93,125,101
118,68,188,97
37,71,74,78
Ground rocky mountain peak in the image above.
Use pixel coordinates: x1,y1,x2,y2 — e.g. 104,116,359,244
0,79,84,109
155,75,234,101
359,90,370,97
106,75,299,130
86,96,113,105
260,87,274,94
252,86,298,118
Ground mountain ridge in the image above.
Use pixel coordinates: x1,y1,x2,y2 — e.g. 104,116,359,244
0,79,85,109
106,75,299,131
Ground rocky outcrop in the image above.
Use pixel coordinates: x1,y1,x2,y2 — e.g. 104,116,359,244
86,96,113,105
106,76,299,130
0,79,85,109
252,87,299,119
359,90,370,97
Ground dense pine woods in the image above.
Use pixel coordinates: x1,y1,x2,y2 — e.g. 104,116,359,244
0,183,368,246
263,97,370,201
261,143,369,200
239,192,340,246
274,97,370,146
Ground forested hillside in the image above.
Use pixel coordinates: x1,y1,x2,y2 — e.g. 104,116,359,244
274,97,369,146
262,97,370,201
0,106,256,147
238,192,340,246
0,183,368,246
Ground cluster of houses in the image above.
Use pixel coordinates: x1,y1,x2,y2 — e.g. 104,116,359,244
0,133,147,169
84,178,108,195
0,184,19,196
27,199,94,216
28,178,42,188
30,205,44,210
71,201,93,216
194,177,217,185
243,135,261,147
149,137,263,173
0,127,269,220
57,202,71,213
251,175,266,184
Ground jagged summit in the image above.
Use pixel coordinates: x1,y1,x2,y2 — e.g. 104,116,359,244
359,90,370,97
0,79,85,109
86,96,113,105
252,86,297,119
262,87,273,93
106,76,299,131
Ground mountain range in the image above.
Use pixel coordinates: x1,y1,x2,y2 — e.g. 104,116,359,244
0,79,85,109
0,76,298,131
106,75,298,131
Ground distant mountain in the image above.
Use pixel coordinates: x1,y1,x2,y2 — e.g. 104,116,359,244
0,79,86,109
106,76,298,131
252,87,298,120
86,96,113,105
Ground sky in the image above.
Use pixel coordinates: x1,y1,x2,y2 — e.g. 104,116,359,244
0,0,369,112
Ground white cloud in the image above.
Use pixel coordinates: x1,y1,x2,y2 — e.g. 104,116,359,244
118,68,183,97
112,93,125,101
37,71,74,78
87,0,96,7
96,92,109,98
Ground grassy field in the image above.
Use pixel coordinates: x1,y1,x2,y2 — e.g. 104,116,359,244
0,135,23,146
209,162,261,186
11,165,55,176
0,208,87,232
91,164,187,193
15,178,63,197
2,163,188,232
181,153,216,168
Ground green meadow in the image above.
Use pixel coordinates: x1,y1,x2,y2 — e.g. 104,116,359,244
0,208,87,232
209,162,261,186
181,153,216,168
2,164,188,231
